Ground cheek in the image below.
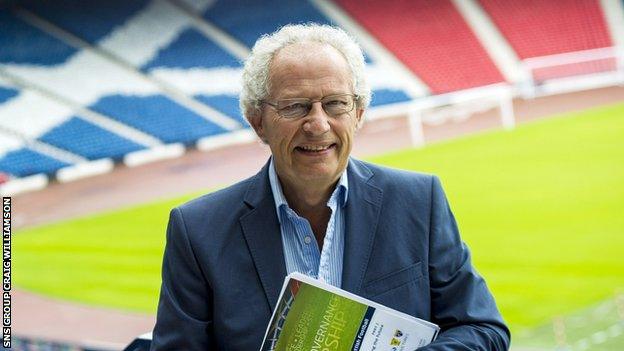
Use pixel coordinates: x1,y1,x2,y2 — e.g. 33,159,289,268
338,122,357,149
278,138,291,159
341,136,354,157
266,123,298,157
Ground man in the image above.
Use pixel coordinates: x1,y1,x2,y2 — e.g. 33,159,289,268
151,24,510,350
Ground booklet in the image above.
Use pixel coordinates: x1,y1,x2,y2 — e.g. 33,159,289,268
260,272,440,351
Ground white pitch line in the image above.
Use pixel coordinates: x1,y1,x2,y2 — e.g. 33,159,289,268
608,323,623,337
572,321,624,350
590,330,608,344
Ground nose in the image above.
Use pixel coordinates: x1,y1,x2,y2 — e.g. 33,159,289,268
302,102,330,136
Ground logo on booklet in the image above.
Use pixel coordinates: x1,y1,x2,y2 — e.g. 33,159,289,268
394,329,403,338
390,337,401,346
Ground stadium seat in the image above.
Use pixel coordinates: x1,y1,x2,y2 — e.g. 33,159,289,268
0,11,76,65
0,86,18,103
201,0,332,48
143,29,241,70
38,117,145,161
0,148,70,177
18,0,150,44
195,94,246,125
142,28,246,123
478,0,612,59
89,95,227,144
336,0,506,93
369,89,412,107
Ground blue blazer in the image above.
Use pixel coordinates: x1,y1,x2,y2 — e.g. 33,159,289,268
151,159,510,350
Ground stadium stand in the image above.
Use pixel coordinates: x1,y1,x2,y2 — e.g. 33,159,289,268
0,7,225,178
0,0,487,181
478,0,613,59
0,11,77,65
142,27,246,124
38,117,145,161
16,0,247,129
89,95,227,144
2,7,232,137
478,0,616,84
195,94,246,124
0,79,89,179
0,86,18,103
200,0,333,48
143,29,241,70
369,89,411,107
0,131,22,158
17,0,150,44
0,147,70,178
0,90,73,141
336,0,505,93
1,0,618,184
196,0,411,105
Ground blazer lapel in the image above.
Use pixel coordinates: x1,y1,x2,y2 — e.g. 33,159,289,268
240,161,287,312
342,159,383,294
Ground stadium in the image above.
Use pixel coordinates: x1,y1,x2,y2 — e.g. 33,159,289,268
1,0,623,350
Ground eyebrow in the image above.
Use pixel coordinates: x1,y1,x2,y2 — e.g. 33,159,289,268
275,92,350,100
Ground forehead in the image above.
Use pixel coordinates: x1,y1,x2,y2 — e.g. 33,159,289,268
268,42,352,97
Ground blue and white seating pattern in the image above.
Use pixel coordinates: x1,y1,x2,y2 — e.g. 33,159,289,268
0,148,70,178
0,11,76,65
0,0,416,179
38,117,144,161
19,0,150,44
201,0,333,48
0,86,18,104
89,95,227,144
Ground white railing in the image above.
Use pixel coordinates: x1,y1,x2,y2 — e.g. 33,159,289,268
368,46,624,147
367,83,515,147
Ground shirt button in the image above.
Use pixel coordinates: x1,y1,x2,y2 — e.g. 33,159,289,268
304,236,312,244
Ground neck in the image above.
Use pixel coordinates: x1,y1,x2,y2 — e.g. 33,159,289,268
280,177,336,245
280,177,335,215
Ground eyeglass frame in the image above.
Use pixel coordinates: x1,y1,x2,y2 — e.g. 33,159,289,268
259,93,360,119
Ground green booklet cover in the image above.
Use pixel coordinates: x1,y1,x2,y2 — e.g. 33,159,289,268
260,273,439,351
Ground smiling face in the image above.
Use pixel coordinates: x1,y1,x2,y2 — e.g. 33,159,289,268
250,42,363,193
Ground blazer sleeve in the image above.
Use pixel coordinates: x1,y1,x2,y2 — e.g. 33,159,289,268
421,176,511,350
151,208,215,350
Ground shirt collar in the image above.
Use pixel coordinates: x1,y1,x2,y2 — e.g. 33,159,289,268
268,157,349,224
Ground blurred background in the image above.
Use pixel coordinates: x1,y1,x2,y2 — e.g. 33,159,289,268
1,0,623,350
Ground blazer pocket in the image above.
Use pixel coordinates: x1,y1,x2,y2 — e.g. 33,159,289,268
363,262,423,297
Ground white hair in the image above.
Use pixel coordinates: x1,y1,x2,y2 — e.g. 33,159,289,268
240,23,371,123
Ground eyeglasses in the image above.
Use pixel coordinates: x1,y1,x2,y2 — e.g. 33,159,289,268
261,93,358,119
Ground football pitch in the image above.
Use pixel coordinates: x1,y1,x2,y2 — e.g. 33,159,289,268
15,102,624,348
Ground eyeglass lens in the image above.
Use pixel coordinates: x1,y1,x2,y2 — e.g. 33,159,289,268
276,95,355,118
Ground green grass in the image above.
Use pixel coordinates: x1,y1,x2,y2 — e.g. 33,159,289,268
14,103,624,339
14,194,203,312
368,102,624,333
512,297,624,349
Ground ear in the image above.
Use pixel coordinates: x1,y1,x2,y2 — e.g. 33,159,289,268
355,108,365,127
248,110,267,143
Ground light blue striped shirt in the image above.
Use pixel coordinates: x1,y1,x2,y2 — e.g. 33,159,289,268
268,158,348,288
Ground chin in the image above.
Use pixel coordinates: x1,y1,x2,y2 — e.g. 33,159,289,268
298,166,341,183
299,170,334,181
